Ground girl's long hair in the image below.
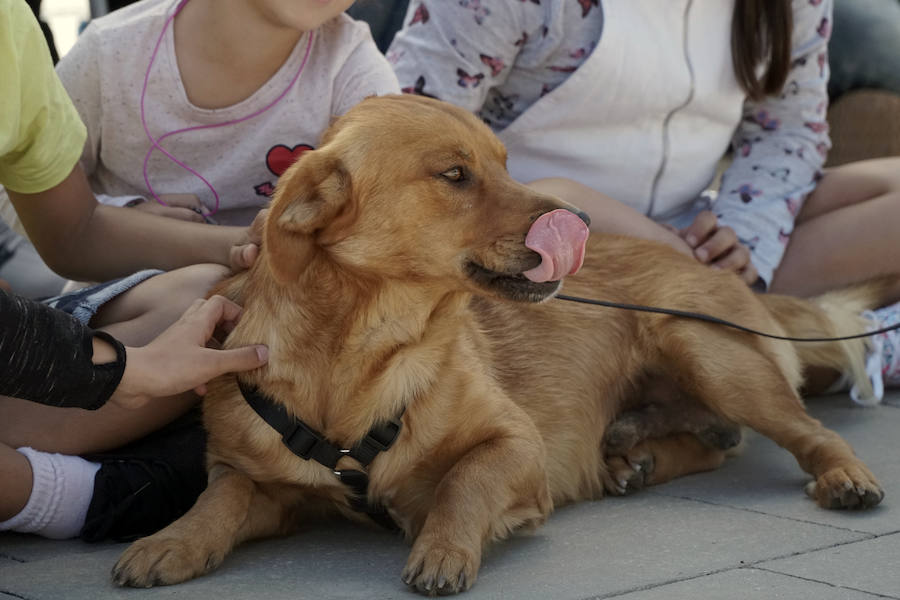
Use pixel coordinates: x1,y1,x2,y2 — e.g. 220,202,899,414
732,0,793,100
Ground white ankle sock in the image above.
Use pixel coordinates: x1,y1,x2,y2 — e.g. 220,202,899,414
0,447,101,539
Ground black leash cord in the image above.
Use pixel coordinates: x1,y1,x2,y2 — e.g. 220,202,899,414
554,294,900,343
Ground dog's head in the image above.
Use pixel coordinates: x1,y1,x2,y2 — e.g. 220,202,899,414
264,94,589,302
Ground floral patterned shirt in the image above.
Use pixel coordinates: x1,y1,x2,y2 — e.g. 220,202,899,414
388,0,833,286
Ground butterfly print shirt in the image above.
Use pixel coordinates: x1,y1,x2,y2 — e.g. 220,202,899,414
389,0,833,286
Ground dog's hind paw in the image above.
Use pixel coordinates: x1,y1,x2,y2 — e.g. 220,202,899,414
403,535,479,596
603,417,644,456
695,423,742,451
604,448,655,496
804,465,884,510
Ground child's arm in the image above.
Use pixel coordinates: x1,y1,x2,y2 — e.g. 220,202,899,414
7,165,257,281
715,0,832,288
0,290,265,411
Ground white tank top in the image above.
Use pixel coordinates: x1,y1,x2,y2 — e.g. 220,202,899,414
498,0,745,219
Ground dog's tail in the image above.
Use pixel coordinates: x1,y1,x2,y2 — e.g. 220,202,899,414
761,277,894,404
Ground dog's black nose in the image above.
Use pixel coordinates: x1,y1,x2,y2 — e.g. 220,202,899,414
566,208,591,227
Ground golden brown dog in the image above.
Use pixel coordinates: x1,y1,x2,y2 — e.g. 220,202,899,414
112,94,885,595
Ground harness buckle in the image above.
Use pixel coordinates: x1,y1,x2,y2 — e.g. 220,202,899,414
281,421,321,459
363,417,403,452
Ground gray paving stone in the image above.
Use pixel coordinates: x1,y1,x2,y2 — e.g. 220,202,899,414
607,567,891,600
1,533,107,562
650,394,900,535
0,493,866,600
759,532,900,599
2,393,896,599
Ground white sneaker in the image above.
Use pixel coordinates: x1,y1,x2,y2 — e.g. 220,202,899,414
873,302,900,387
850,310,884,406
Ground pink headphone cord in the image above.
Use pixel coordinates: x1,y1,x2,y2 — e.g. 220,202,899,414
139,0,314,216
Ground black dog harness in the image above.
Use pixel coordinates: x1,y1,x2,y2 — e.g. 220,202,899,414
237,380,402,530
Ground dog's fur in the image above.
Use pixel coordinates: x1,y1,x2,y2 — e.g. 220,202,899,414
113,95,886,595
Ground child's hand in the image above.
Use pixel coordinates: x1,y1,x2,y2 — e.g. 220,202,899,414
108,295,268,409
229,208,267,272
133,193,210,223
680,210,759,285
656,223,696,257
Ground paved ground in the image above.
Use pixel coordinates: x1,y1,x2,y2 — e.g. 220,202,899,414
2,392,899,600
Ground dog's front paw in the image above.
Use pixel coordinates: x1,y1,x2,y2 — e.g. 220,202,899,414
112,534,225,588
804,465,884,510
402,535,480,595
604,446,655,496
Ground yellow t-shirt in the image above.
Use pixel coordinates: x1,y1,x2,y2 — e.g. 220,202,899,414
0,0,86,194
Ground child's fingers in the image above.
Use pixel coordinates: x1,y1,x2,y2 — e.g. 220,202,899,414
134,200,207,222
681,210,717,247
229,243,259,272
195,295,244,326
171,208,207,223
739,263,760,286
694,226,738,263
159,207,207,222
205,345,269,377
176,296,244,344
711,244,750,272
156,193,203,210
710,245,758,286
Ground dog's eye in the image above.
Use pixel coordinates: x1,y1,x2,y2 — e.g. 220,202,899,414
441,167,466,182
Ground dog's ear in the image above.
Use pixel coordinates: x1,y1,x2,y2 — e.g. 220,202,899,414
264,150,355,283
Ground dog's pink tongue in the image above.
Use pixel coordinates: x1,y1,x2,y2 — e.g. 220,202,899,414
523,209,589,283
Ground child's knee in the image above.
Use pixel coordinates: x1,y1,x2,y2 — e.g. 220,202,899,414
140,264,231,326
132,264,229,313
880,157,900,193
167,263,231,300
93,264,230,343
858,156,900,195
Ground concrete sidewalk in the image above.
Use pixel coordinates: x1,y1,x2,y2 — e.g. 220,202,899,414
2,392,898,600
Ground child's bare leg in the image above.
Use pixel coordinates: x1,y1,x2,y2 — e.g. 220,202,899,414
0,443,31,520
770,157,900,301
92,263,230,345
0,393,196,455
770,158,900,393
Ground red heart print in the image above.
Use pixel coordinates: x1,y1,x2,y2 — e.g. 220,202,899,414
266,144,313,177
